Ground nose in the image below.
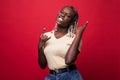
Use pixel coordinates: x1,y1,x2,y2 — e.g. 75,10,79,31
60,12,65,18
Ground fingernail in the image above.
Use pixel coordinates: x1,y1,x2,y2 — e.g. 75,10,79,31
43,27,46,30
86,21,88,23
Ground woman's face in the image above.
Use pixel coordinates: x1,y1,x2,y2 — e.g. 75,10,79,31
56,7,75,27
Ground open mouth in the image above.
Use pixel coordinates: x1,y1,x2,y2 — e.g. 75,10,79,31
56,17,64,24
58,17,63,21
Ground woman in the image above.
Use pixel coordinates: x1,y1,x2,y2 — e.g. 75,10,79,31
38,6,88,80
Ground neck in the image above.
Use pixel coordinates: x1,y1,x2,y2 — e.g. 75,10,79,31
55,24,68,33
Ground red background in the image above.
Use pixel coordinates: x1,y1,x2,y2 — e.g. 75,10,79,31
0,0,120,80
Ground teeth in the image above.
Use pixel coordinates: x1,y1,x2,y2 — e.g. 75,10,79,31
58,18,63,21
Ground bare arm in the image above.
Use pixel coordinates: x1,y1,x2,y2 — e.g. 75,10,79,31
38,28,50,69
65,21,88,65
38,41,47,69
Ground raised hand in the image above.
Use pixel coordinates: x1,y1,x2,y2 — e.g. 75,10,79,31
39,27,51,47
75,21,88,35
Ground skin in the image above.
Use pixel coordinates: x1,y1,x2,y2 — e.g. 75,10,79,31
38,7,88,69
65,22,88,64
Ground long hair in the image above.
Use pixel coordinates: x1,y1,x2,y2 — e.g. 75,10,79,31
63,6,79,37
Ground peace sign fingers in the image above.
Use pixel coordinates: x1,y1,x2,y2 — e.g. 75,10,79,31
75,21,89,34
83,21,88,30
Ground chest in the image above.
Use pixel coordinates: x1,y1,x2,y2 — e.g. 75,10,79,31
44,36,74,58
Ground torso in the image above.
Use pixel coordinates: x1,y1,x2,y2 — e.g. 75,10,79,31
43,30,75,70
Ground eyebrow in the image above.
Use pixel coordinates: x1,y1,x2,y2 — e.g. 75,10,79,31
61,10,71,15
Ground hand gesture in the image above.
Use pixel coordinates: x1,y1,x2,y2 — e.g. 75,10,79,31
75,21,88,35
39,28,51,47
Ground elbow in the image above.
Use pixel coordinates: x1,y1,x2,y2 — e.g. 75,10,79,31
65,58,75,65
65,60,71,65
38,59,47,69
65,54,78,65
40,66,46,69
38,62,46,69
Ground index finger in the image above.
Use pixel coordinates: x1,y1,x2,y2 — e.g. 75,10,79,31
42,27,46,34
83,21,89,28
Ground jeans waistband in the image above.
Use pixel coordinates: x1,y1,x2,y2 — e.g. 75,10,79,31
49,64,77,75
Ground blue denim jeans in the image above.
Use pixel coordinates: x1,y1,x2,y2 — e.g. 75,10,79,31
44,69,83,80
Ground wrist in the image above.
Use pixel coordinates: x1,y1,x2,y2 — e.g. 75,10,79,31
76,32,83,37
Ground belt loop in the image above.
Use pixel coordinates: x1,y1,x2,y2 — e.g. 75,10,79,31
55,68,59,74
